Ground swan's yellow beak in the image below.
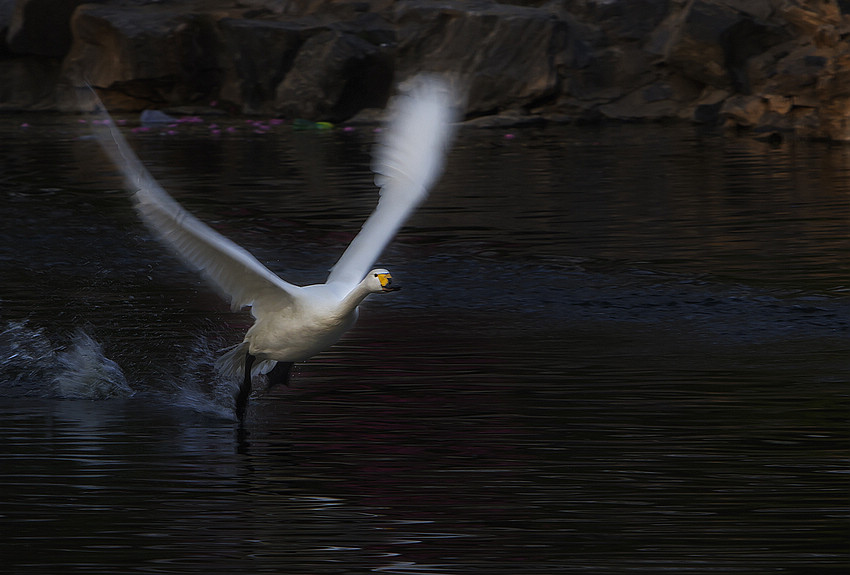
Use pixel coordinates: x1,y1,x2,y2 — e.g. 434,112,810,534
377,273,400,292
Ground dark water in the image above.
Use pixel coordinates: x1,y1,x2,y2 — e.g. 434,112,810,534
0,116,847,574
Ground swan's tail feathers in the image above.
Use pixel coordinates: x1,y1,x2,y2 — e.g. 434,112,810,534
253,359,278,377
215,341,250,379
215,342,279,379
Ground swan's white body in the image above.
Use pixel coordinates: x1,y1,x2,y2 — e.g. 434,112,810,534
88,75,457,408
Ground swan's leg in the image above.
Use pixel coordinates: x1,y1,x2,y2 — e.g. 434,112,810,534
236,352,255,421
267,361,294,389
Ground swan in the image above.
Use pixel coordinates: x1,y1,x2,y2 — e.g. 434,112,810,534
87,75,458,420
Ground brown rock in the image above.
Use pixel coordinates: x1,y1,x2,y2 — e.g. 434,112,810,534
1,0,849,140
764,93,792,115
62,4,222,108
565,44,653,102
563,0,671,42
812,41,850,140
720,94,766,128
690,87,730,123
753,43,832,96
662,0,741,88
816,96,850,140
393,0,570,115
217,18,307,114
661,0,789,91
778,0,842,45
273,29,392,120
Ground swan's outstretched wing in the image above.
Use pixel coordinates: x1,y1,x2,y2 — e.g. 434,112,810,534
86,90,299,312
326,75,458,290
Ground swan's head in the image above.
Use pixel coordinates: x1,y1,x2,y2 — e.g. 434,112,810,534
368,269,400,293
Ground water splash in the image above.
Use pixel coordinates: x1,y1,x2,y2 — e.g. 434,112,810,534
0,321,241,418
53,330,133,399
171,333,239,421
0,321,132,399
0,321,58,395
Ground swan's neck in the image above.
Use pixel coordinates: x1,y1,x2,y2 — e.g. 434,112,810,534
338,278,375,314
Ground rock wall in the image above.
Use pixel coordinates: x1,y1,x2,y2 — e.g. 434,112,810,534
1,0,849,140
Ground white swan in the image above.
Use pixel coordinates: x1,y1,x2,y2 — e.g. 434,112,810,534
87,75,458,419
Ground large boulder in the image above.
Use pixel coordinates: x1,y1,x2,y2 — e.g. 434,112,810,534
274,29,393,120
563,0,672,43
216,18,307,114
659,0,790,91
778,0,843,43
62,4,224,109
393,0,571,115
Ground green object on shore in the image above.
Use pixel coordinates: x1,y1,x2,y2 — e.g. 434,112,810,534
293,118,334,131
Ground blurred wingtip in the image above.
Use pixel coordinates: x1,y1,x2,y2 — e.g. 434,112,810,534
396,72,466,125
371,72,462,195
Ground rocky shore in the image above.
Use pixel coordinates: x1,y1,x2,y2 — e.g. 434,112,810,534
1,0,849,140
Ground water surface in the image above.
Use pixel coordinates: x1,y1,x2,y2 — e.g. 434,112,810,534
0,117,847,574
